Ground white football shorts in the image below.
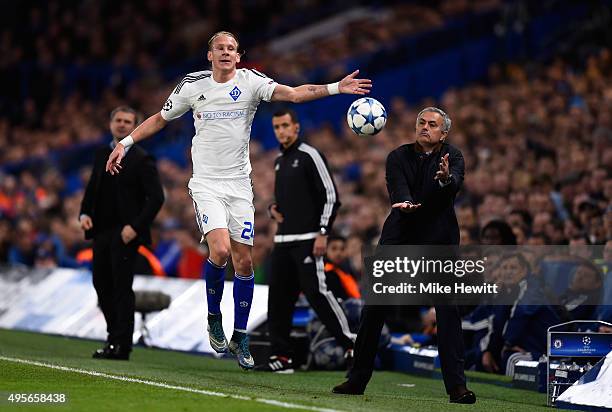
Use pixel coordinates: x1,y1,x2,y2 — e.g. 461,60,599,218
188,177,255,246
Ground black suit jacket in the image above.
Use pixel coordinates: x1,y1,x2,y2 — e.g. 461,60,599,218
379,142,464,245
80,144,164,245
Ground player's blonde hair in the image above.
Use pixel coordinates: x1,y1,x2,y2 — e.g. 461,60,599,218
207,31,239,51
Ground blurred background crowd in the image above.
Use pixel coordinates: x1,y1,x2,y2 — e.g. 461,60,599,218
1,0,611,373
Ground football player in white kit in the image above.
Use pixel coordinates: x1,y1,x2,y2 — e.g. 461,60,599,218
106,31,371,370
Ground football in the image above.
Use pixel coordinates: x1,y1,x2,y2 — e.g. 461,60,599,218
346,97,387,135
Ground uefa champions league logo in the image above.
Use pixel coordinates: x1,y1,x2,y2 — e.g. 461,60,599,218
583,336,591,346
553,339,563,349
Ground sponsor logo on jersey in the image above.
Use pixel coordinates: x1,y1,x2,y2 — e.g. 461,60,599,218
203,214,209,224
303,256,313,264
275,164,280,171
292,159,299,168
229,86,242,101
240,301,249,308
196,109,247,120
163,99,173,111
198,94,206,101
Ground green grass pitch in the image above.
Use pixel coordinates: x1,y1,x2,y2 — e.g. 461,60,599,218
0,329,548,411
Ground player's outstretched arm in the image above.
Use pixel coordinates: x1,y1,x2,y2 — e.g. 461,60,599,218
106,112,168,174
271,70,371,103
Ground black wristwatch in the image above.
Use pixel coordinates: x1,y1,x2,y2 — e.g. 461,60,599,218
319,227,328,236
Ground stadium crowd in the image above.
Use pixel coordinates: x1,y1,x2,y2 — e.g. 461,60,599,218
0,1,610,377
2,45,610,279
0,0,501,165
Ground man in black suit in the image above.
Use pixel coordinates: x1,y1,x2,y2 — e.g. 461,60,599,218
332,107,476,404
80,106,164,360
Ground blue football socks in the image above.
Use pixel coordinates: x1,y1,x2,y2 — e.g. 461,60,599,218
205,258,226,315
233,272,254,332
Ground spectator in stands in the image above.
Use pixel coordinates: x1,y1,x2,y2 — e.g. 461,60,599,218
0,217,13,263
7,218,37,266
480,253,531,374
463,221,519,373
80,106,164,361
324,234,361,301
480,220,517,245
502,259,602,375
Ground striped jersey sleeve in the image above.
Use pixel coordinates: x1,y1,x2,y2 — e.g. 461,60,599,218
160,72,210,121
247,69,277,102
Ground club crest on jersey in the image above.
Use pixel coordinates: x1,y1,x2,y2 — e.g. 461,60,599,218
229,86,242,101
292,159,299,168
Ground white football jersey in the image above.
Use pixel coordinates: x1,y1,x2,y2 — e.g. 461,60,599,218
160,68,277,179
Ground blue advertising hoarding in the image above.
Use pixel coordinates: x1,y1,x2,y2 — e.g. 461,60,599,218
549,332,612,357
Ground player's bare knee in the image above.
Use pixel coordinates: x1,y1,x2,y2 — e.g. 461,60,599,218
208,242,231,265
233,254,253,275
209,249,230,266
206,230,231,265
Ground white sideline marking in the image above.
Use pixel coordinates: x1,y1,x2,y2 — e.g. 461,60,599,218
0,356,341,412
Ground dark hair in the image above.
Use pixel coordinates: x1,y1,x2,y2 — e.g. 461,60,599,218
481,220,517,245
328,233,347,243
497,252,531,273
575,257,603,281
273,108,299,123
509,209,533,228
110,106,139,125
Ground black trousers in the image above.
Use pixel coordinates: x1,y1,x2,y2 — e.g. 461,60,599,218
92,227,139,347
268,240,354,357
348,304,466,393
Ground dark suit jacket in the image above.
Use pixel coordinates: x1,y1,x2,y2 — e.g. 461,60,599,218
379,142,464,245
80,144,164,245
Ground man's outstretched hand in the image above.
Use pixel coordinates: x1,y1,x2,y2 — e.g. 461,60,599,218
339,70,372,95
106,144,125,175
392,201,422,213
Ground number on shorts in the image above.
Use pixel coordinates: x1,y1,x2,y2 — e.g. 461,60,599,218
241,221,254,240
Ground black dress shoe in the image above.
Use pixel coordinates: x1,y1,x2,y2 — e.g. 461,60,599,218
92,342,113,359
449,390,476,404
92,344,131,360
332,380,365,395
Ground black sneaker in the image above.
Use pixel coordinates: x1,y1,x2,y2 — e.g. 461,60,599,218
254,356,294,373
92,343,130,360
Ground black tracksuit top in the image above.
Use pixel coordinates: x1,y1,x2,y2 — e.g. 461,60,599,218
273,139,340,243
